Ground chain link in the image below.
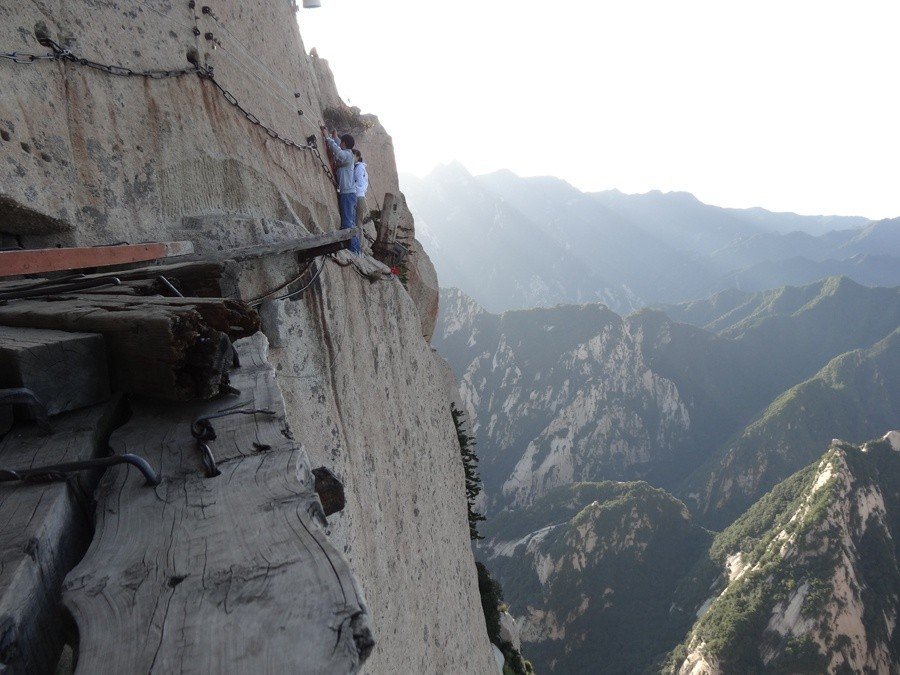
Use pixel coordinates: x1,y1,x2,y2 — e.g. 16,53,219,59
1,37,338,188
0,51,57,64
37,39,206,79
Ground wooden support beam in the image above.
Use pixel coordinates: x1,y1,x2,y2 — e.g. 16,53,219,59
213,228,358,263
0,242,194,278
0,296,258,401
0,398,124,674
0,262,226,300
0,327,110,416
83,261,225,298
63,336,373,672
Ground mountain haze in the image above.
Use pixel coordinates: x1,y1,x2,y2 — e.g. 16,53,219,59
407,165,900,313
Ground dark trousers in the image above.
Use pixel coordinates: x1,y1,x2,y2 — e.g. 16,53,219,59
339,192,360,254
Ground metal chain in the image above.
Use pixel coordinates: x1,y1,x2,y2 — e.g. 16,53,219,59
38,37,205,79
202,73,336,185
0,51,57,64
1,37,338,187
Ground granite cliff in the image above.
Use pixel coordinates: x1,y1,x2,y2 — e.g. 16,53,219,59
0,2,491,672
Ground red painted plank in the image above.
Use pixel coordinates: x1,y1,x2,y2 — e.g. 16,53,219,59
0,242,194,277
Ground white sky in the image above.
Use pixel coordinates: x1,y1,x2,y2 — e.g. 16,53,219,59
300,0,900,219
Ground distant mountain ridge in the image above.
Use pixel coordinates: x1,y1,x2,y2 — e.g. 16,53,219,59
405,164,900,313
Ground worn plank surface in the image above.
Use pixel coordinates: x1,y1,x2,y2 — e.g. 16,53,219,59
0,398,123,674
0,262,226,300
213,228,358,263
0,296,258,401
0,326,110,415
0,242,194,278
63,335,372,674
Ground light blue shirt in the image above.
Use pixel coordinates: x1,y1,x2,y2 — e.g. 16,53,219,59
325,137,356,194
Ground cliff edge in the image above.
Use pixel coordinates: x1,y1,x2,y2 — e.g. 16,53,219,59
0,1,491,672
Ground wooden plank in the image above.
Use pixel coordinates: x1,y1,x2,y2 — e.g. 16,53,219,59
0,242,194,278
63,335,373,673
0,262,226,300
213,228,358,263
0,326,110,416
0,296,258,402
0,398,124,674
78,262,225,298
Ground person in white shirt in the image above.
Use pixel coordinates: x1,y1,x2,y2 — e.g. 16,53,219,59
353,149,375,250
352,149,369,228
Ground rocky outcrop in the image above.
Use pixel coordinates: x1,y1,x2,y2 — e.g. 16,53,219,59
671,436,900,674
0,2,493,673
380,193,439,341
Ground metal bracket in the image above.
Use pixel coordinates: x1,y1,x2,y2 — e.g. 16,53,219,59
0,388,50,433
190,408,276,478
0,453,161,487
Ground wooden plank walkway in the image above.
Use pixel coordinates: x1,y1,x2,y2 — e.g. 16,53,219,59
0,296,258,401
0,326,110,416
0,398,123,673
62,335,373,673
0,261,227,299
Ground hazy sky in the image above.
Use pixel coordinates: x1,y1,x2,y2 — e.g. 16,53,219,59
300,1,900,218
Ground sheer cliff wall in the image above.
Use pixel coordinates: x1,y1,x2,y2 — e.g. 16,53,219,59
0,1,492,672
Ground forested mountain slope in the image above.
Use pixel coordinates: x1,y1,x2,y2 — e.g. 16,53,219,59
483,482,712,673
670,435,900,674
437,278,900,527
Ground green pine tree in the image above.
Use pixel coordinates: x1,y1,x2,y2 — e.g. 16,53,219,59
451,403,486,540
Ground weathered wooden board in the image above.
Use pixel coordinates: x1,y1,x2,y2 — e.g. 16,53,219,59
63,335,372,674
0,398,123,674
0,296,258,401
213,228,358,263
0,242,194,278
87,261,226,297
0,262,226,300
0,326,110,415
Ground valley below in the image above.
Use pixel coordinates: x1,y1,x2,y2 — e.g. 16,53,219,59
428,195,900,672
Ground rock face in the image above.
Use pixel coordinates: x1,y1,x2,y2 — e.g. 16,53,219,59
263,265,493,673
380,193,439,341
0,3,493,673
670,437,900,673
435,288,691,510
